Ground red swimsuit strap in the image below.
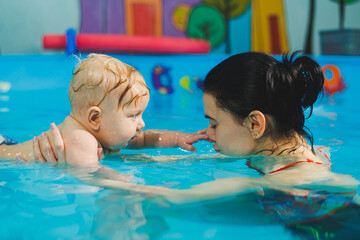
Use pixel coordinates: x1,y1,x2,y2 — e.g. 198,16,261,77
316,147,331,163
268,159,326,174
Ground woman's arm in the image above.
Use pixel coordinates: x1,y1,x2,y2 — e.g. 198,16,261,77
80,175,263,204
0,140,33,160
0,126,65,162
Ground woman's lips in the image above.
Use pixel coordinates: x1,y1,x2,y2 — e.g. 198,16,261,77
212,142,220,152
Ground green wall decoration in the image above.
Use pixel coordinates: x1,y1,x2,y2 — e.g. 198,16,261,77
202,0,250,53
187,5,225,48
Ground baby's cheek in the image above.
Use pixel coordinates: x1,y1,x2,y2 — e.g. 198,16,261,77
121,123,136,137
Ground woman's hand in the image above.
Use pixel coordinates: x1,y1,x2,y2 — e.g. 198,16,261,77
33,123,105,163
32,123,65,163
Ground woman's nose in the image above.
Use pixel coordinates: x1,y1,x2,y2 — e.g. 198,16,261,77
206,125,215,141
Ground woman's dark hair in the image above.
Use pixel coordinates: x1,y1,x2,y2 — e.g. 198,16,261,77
203,52,324,154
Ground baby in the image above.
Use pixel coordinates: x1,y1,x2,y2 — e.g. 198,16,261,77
0,54,207,164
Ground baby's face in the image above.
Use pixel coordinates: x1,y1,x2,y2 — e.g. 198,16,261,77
203,93,258,156
97,83,149,150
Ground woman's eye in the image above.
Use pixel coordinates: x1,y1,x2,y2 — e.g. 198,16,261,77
210,124,217,129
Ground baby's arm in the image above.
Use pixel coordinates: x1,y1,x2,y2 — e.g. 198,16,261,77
127,129,208,151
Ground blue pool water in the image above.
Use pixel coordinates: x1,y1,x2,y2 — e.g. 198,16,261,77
1,55,360,239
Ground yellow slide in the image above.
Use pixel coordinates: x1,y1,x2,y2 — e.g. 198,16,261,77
251,0,289,54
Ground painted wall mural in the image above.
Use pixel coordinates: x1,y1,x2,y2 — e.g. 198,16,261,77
79,0,250,53
251,0,288,54
151,64,204,95
152,65,174,94
149,63,345,96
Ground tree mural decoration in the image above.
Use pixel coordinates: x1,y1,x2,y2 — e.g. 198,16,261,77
202,0,249,53
330,0,360,30
187,5,225,48
172,4,192,31
304,0,315,54
307,0,360,54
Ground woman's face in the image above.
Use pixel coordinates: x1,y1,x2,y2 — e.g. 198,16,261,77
203,93,258,156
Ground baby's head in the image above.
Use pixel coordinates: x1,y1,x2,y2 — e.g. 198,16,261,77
203,52,324,156
69,54,150,149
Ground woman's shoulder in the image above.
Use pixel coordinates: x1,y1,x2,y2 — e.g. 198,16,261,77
314,145,331,164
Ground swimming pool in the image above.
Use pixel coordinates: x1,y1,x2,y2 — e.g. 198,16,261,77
1,54,360,239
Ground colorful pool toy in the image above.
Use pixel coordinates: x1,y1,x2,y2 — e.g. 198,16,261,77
322,64,346,96
43,29,211,55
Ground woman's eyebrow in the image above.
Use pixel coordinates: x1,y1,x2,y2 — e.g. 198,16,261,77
205,114,216,121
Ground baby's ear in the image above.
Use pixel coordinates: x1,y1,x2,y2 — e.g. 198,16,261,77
87,106,101,131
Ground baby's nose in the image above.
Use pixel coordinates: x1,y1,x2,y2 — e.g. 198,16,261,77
138,118,145,130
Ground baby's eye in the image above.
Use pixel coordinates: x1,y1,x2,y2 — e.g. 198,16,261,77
129,114,137,119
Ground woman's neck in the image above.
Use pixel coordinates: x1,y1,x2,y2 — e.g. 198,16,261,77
255,132,313,155
249,135,320,175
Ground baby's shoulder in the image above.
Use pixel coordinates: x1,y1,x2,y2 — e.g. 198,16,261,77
61,119,98,150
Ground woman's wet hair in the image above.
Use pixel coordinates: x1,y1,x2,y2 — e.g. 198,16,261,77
203,51,324,153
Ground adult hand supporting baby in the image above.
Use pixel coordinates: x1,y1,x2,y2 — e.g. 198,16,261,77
33,123,104,163
32,122,77,163
33,123,65,163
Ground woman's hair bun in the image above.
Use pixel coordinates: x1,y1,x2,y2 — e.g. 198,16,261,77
266,52,324,117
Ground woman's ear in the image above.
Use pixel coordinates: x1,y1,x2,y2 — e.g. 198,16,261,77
87,106,102,131
246,110,266,139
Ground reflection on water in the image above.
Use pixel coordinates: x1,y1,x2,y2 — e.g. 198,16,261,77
90,193,169,240
86,184,360,240
258,189,360,239
1,154,360,240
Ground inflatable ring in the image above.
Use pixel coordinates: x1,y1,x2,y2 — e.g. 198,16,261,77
322,64,345,95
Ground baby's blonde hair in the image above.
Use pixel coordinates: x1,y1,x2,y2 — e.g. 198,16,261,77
68,54,149,114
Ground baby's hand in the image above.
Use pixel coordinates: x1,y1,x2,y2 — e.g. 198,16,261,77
176,129,209,151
